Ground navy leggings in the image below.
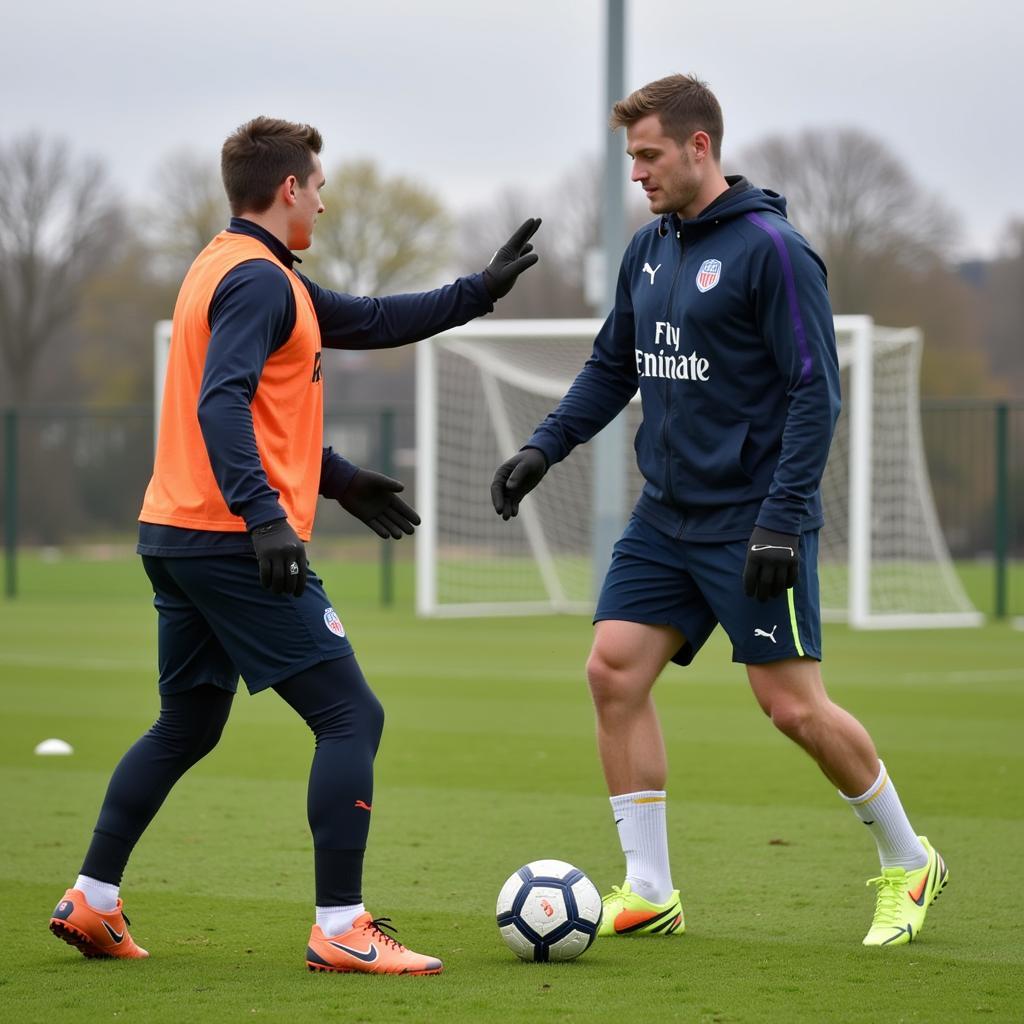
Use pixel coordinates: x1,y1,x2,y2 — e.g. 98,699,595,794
81,657,384,906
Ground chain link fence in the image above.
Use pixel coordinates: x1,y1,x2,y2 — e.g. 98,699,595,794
2,399,1021,614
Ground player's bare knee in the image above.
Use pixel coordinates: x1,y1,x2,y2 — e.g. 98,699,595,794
585,650,611,699
768,698,816,743
586,648,621,701
586,650,644,710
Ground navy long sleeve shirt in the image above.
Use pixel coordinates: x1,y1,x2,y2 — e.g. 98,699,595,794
139,218,493,555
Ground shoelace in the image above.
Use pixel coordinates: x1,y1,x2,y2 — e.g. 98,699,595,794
365,917,405,951
602,884,627,902
865,873,906,924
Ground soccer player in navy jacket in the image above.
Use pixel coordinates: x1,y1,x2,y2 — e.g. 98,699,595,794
491,75,947,947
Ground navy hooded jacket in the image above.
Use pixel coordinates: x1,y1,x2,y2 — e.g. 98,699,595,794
525,178,841,542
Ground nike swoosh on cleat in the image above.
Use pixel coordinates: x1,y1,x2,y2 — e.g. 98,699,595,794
908,872,931,906
881,924,912,945
328,940,379,963
615,905,680,934
101,921,124,943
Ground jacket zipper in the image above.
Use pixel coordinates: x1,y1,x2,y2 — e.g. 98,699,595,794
660,227,685,507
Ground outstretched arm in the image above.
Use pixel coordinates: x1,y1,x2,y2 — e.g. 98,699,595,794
306,219,542,350
522,247,639,467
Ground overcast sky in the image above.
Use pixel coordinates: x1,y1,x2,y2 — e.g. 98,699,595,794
3,0,1019,258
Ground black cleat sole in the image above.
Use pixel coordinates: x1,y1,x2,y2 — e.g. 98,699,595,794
50,919,111,959
306,960,443,976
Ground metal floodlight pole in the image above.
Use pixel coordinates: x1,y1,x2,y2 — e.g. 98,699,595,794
591,0,628,594
4,409,17,599
379,406,395,608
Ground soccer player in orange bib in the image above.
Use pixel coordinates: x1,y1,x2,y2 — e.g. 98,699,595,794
49,116,540,974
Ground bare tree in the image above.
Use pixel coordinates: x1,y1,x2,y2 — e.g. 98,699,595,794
0,135,123,403
302,159,451,296
73,234,178,406
457,185,593,317
733,127,1006,396
554,156,604,284
545,154,651,291
458,187,541,274
455,156,649,319
735,127,960,312
147,149,229,282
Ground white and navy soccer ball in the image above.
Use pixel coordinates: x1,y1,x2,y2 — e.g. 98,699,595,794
495,859,602,962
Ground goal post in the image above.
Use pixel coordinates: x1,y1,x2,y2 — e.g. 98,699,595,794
416,316,982,628
827,316,982,628
415,321,599,617
154,319,172,451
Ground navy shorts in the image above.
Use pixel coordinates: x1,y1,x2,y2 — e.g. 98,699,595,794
141,555,354,696
594,516,822,666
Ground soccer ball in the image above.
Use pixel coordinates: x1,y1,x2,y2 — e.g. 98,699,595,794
495,859,602,962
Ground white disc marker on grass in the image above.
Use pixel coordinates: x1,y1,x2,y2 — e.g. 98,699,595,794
34,738,74,756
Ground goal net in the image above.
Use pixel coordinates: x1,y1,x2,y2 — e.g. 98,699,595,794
415,316,981,629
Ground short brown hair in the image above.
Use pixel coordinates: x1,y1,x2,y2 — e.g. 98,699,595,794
221,116,323,217
610,74,724,161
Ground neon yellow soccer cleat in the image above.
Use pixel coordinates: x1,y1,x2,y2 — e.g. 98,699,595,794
597,882,684,937
863,836,948,947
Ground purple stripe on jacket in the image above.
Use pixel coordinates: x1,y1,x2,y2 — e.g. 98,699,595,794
744,212,813,384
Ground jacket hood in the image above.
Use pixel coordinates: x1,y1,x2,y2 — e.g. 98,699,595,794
657,176,788,237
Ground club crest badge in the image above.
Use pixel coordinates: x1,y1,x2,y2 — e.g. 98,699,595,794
323,607,346,637
696,258,722,292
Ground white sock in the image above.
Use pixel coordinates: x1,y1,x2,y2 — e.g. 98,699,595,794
610,790,674,904
316,903,365,937
74,874,119,911
841,761,927,871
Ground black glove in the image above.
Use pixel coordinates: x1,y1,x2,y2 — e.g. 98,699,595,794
490,448,548,520
250,518,308,597
742,526,799,602
482,218,542,300
337,468,421,540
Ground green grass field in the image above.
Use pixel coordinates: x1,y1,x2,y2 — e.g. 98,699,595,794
2,552,1023,1023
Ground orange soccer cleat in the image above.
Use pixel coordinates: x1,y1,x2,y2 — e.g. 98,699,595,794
49,889,149,959
306,913,443,975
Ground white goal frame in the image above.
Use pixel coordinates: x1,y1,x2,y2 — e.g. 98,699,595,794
415,316,982,629
154,320,172,451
